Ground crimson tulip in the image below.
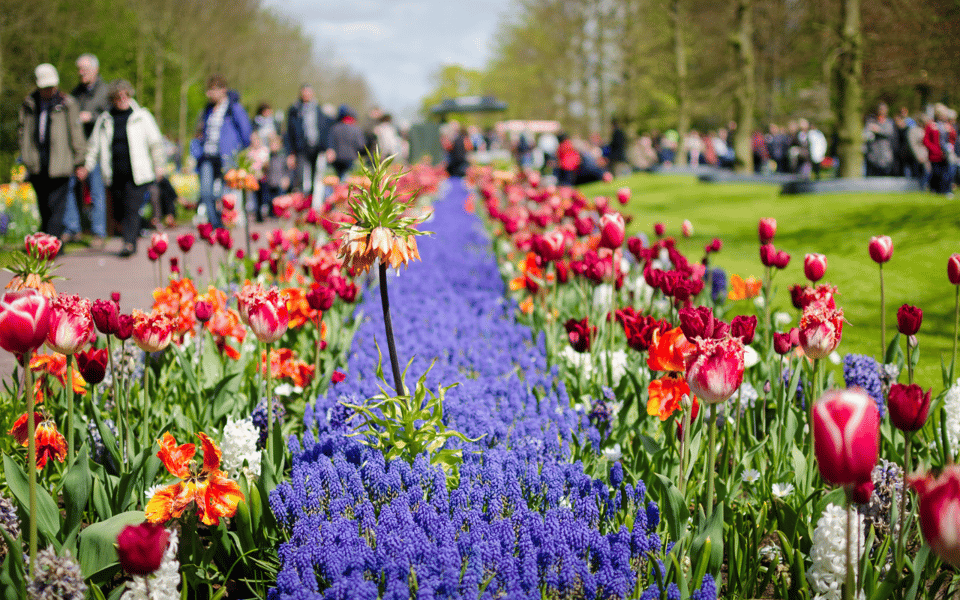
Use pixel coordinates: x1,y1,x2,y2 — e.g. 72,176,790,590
888,383,931,432
616,187,630,204
46,294,93,355
869,235,893,263
772,249,791,269
730,315,757,344
564,317,596,353
306,286,335,312
653,223,665,237
177,234,195,253
150,232,168,256
75,347,108,384
117,522,169,575
798,302,844,359
812,387,879,487
773,330,797,355
0,289,51,355
684,335,744,404
804,253,827,282
116,314,134,341
215,228,233,251
704,238,722,254
949,254,960,285
910,466,960,567
760,243,776,267
195,300,214,323
758,218,776,244
897,304,923,336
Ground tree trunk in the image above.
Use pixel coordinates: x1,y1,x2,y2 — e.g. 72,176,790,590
732,0,755,174
837,0,862,178
179,42,190,174
671,0,690,164
154,48,164,131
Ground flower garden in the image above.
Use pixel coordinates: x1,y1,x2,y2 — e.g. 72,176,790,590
0,159,958,599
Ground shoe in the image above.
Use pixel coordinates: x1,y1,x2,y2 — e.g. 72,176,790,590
90,237,106,250
118,245,135,258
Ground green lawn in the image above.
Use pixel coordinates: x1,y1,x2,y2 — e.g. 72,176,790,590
581,173,960,391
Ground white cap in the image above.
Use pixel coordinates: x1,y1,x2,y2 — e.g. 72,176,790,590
35,63,59,88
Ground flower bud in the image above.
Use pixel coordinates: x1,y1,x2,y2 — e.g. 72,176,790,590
177,234,195,253
760,243,776,267
730,315,757,345
869,235,893,264
812,388,879,487
116,314,134,341
949,254,960,285
758,218,777,244
704,238,722,254
804,253,827,282
888,383,932,432
117,522,169,575
773,329,797,355
681,219,693,238
653,223,665,237
772,249,791,270
616,187,630,205
306,286,336,312
195,300,214,323
896,304,923,336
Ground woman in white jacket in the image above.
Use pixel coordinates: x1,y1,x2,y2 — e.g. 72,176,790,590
78,79,164,257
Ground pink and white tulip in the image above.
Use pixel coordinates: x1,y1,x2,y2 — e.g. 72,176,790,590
798,301,844,359
683,335,744,404
598,213,625,249
46,294,94,355
812,388,879,488
804,253,827,282
245,286,289,344
910,466,960,567
869,235,893,264
132,310,173,353
0,289,51,354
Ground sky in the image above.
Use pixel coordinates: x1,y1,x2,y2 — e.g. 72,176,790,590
262,0,514,118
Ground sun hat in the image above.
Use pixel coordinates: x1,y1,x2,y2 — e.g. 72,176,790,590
35,63,59,88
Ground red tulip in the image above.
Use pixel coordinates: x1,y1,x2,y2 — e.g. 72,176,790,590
75,347,108,384
573,216,594,237
653,223,665,237
852,480,875,504
215,228,233,250
236,250,245,260
910,465,960,567
565,317,597,353
599,213,625,249
245,287,289,343
790,284,837,311
760,243,776,267
772,249,791,269
147,247,159,262
116,314,134,341
678,306,727,341
111,291,121,304
337,280,358,303
534,230,567,262
896,304,923,336
773,329,798,355
704,238,722,254
198,223,215,245
681,219,693,238
0,289,51,355
46,293,94,355
150,232,168,255
331,371,346,384
869,235,893,264
758,218,777,244
888,383,932,432
594,196,610,214
684,335,745,404
306,286,335,312
730,315,757,345
616,187,630,204
132,310,173,352
949,254,960,285
812,387,879,487
798,301,844,359
195,300,214,323
177,234,195,253
24,232,62,261
117,522,169,575
804,253,827,282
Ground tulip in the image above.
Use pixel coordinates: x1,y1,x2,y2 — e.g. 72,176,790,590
730,315,757,345
951,254,960,381
215,228,233,251
117,522,169,576
306,286,335,312
574,215,593,237
909,465,960,567
852,480,875,504
678,306,726,341
812,387,879,488
594,196,609,214
177,234,195,253
804,253,827,282
150,232,168,255
198,223,215,245
760,243,776,267
896,304,922,336
681,219,693,238
772,249,791,269
24,232,62,261
534,230,566,262
116,314,134,341
131,310,173,353
246,287,289,344
888,383,931,432
653,223,665,237
599,213,625,249
75,347,107,385
236,250,245,260
195,300,214,323
868,235,893,264
758,218,776,244
798,302,844,359
46,294,93,355
684,335,745,404
616,187,630,204
147,247,159,262
949,254,960,286
111,291,121,304
773,329,799,355
704,238,722,254
0,289,51,355
564,317,596,353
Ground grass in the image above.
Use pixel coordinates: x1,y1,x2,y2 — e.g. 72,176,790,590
581,172,960,391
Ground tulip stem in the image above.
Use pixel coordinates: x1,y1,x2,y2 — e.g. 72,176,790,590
844,495,856,600
906,342,914,385
142,353,151,447
705,403,718,520
379,261,405,396
879,263,886,360
24,355,37,577
266,341,275,456
66,354,74,465
678,397,692,492
107,336,124,466
763,265,773,349
897,431,911,567
313,315,323,380
953,285,959,382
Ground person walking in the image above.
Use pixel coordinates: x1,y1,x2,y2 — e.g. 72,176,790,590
78,79,165,257
326,105,366,181
285,85,331,199
924,103,956,196
19,63,86,243
66,53,110,247
191,74,251,229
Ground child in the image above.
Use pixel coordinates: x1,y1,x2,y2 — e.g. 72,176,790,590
258,133,287,221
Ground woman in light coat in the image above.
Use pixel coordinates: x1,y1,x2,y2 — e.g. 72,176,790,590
79,79,164,257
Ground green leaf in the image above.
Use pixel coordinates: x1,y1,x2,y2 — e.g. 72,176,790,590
61,447,93,553
653,473,689,543
212,373,241,423
0,528,25,600
691,503,724,574
2,454,61,550
169,342,200,396
906,545,930,600
78,510,145,578
885,332,903,367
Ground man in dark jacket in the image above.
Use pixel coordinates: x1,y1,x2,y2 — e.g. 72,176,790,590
326,105,366,181
19,64,86,241
66,53,110,246
285,84,331,198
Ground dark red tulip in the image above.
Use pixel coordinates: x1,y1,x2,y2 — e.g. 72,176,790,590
75,347,108,384
888,383,932,432
195,300,214,323
773,329,797,355
116,314,134,341
91,299,120,336
117,522,169,575
177,234,195,253
564,317,596,353
897,304,923,336
949,254,960,285
758,218,776,244
730,315,757,345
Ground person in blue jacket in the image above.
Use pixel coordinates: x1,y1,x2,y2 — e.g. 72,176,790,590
192,74,251,229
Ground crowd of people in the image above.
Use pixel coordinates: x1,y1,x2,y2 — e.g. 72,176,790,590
18,58,408,257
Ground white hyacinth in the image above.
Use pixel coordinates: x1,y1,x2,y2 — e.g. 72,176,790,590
220,416,262,479
592,284,615,309
807,504,865,600
559,347,627,383
945,378,960,457
121,528,180,600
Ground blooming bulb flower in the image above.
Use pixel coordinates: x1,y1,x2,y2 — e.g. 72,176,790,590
869,235,893,263
653,222,665,237
9,412,67,469
150,232,168,255
246,286,289,343
24,232,62,261
46,293,94,355
564,317,596,353
812,388,880,487
117,522,170,575
75,347,107,384
758,218,776,244
888,383,932,432
681,219,693,238
949,254,960,285
598,213,625,249
807,504,865,597
120,528,180,600
131,310,173,353
177,234,195,253
91,298,119,336
896,304,923,336
799,302,844,359
116,313,134,341
0,289,51,354
616,187,630,204
804,253,827,282
684,335,745,404
910,465,960,567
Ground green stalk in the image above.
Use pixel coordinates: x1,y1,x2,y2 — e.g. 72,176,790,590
678,396,693,492
705,403,718,520
25,356,37,576
66,354,75,464
953,284,959,381
906,341,914,385
879,263,886,359
121,340,131,464
141,352,151,449
266,341,275,456
313,315,323,380
763,265,773,349
897,431,911,567
107,336,124,466
844,493,856,600
379,262,405,396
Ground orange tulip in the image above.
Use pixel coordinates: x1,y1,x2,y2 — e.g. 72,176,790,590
9,412,67,469
727,274,762,301
646,327,694,373
647,376,697,421
145,432,243,526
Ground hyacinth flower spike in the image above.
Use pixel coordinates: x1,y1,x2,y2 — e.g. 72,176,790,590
338,150,431,395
